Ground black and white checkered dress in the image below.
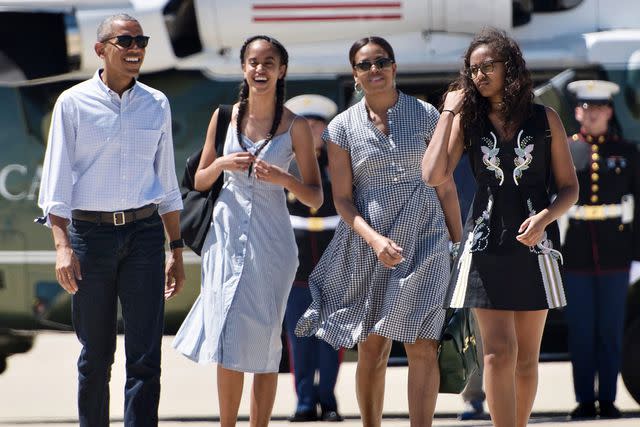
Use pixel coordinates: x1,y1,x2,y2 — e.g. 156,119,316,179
295,92,450,349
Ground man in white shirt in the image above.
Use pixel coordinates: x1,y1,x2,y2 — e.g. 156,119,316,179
38,13,184,426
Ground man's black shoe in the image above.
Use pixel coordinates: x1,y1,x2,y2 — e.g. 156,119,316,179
599,401,622,419
569,402,597,419
288,410,318,422
321,410,344,422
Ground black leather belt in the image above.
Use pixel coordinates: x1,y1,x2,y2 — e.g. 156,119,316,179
71,204,157,226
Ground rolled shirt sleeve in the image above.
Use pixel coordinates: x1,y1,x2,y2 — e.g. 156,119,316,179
155,97,183,215
38,92,77,226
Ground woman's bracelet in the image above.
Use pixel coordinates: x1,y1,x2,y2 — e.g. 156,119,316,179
442,109,458,116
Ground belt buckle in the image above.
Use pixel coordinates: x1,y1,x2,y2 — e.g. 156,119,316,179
113,211,126,226
583,205,604,220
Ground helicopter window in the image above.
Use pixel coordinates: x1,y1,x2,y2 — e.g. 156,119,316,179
163,0,203,58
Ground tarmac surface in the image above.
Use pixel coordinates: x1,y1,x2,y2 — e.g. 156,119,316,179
0,331,638,426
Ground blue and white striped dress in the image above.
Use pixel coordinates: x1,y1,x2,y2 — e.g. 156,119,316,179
173,121,298,373
295,92,450,349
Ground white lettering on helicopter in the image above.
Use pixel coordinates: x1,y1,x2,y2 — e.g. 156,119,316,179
0,164,42,201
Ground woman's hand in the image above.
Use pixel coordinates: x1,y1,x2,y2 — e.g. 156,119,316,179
218,152,255,172
253,159,289,186
370,235,405,268
442,89,465,115
516,212,548,247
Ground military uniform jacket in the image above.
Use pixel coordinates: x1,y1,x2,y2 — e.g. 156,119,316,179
562,132,640,272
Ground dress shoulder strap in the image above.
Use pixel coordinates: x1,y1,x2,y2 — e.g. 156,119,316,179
287,115,299,134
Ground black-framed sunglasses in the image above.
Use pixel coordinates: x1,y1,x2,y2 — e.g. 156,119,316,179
353,57,395,72
102,35,150,49
469,60,504,78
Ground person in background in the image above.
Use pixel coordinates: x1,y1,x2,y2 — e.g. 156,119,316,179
37,14,185,426
562,80,640,420
283,94,344,422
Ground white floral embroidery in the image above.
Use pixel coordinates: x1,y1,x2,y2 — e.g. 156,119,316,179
481,131,504,186
470,195,494,252
525,199,563,264
513,130,534,185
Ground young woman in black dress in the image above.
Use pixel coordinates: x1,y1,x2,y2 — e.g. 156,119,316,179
422,28,578,427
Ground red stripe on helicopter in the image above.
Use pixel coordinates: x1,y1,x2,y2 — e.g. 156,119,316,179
254,14,402,21
252,2,401,9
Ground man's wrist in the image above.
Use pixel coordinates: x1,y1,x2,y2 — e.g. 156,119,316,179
169,238,184,251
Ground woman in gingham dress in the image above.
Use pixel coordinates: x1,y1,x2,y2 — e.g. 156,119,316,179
422,28,578,427
296,36,462,427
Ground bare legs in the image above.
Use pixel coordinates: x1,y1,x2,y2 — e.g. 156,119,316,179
250,373,278,427
514,311,547,427
218,365,244,427
404,339,440,427
356,334,440,427
474,308,547,427
356,334,392,427
217,365,278,427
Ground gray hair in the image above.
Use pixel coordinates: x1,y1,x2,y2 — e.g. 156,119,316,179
96,13,139,42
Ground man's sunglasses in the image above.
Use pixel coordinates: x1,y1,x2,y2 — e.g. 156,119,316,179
101,35,150,49
353,57,395,72
469,60,503,79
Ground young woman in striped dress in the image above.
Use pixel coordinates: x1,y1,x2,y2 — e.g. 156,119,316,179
173,35,322,427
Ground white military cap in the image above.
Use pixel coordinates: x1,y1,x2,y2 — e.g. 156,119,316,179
285,94,338,122
567,80,620,105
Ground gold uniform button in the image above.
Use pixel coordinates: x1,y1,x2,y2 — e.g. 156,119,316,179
591,173,599,181
619,224,625,231
287,192,297,202
572,134,580,141
598,135,606,143
591,144,599,152
590,195,599,203
591,153,600,161
591,184,599,192
591,162,599,171
586,135,593,143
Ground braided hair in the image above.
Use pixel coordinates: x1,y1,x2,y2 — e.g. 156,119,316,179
236,35,288,168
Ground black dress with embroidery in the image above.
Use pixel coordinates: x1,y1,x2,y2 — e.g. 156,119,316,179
445,104,566,310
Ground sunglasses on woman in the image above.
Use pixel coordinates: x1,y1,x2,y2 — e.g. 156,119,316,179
469,60,504,79
353,57,395,72
101,35,150,49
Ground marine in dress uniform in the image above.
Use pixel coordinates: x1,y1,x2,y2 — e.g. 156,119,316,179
562,80,640,419
282,95,343,422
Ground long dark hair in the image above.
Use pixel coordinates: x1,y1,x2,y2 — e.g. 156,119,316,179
453,27,533,145
236,35,289,150
348,36,395,66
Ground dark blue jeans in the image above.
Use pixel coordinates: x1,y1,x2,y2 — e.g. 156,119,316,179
284,285,340,414
564,271,628,404
69,213,165,427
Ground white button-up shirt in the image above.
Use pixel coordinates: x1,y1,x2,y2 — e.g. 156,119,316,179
38,70,182,224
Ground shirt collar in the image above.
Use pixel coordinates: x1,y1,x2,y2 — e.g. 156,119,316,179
94,69,138,98
358,90,404,114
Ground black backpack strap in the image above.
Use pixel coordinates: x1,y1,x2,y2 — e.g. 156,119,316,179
215,104,233,157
